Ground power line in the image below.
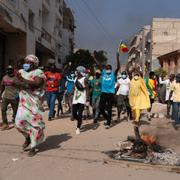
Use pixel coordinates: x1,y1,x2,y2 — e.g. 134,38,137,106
80,0,118,47
67,0,116,48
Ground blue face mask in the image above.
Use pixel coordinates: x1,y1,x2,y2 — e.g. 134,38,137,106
23,63,30,71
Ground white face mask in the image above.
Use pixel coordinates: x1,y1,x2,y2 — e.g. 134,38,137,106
134,76,139,80
106,70,112,74
121,75,127,79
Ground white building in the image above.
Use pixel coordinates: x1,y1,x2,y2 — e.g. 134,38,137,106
0,0,75,77
62,1,75,64
128,18,180,73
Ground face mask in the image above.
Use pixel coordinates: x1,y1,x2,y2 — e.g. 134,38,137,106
121,75,127,79
7,69,14,76
106,70,112,74
134,76,139,80
71,74,75,78
96,73,101,79
80,72,86,77
23,63,30,71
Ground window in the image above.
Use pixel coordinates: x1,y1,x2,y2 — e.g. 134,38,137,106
163,31,168,36
58,58,61,64
28,10,34,31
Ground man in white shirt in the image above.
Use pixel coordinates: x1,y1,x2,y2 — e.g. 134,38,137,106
116,71,132,121
159,74,175,118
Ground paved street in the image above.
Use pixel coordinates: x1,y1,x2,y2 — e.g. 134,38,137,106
0,103,180,180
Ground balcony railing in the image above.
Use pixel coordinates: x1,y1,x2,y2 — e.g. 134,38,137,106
41,28,51,43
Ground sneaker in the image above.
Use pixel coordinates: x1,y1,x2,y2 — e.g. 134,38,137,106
105,125,110,129
48,117,52,121
104,122,108,126
76,128,80,135
1,124,9,131
93,119,98,124
53,110,56,118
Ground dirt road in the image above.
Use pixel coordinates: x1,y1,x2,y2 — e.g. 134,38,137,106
0,103,180,180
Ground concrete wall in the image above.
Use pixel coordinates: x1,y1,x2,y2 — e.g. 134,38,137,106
152,18,180,60
5,33,26,67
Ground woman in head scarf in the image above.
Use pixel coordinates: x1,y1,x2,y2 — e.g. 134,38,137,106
15,54,46,157
129,71,150,123
129,71,150,139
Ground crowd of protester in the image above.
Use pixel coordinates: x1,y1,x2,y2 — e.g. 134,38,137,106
0,53,180,156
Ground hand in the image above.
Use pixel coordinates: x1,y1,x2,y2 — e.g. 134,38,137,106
91,53,95,59
86,101,90,106
16,72,23,80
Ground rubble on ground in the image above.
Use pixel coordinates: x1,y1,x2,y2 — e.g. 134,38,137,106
111,134,180,166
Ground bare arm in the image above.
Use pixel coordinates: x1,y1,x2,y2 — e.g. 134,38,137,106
15,74,44,90
91,54,103,71
169,90,173,101
159,77,168,85
115,52,120,76
84,78,90,102
0,80,5,98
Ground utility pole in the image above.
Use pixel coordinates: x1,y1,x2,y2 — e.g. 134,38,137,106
141,28,146,76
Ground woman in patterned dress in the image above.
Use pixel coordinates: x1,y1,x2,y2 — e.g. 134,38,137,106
15,55,46,157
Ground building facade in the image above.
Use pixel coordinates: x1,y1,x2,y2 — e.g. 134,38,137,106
0,0,74,78
128,18,180,74
128,25,151,74
158,50,180,76
62,1,75,64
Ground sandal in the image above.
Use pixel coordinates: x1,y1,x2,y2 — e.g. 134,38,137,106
22,137,31,150
28,148,36,157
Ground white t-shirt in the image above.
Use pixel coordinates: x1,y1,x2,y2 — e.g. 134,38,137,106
116,78,130,96
72,77,86,105
159,78,172,101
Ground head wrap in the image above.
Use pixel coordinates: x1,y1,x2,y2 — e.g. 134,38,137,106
76,66,86,76
25,54,39,66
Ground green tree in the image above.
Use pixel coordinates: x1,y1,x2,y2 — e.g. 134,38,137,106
64,49,107,70
154,68,167,78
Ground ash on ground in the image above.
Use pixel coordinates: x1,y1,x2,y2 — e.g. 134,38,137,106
107,135,180,166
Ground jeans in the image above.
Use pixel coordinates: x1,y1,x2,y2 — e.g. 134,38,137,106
99,92,114,126
1,98,18,125
92,96,100,120
72,103,84,129
46,91,58,118
172,102,180,124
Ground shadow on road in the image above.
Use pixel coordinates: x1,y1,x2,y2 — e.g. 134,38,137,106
81,123,100,132
38,133,72,152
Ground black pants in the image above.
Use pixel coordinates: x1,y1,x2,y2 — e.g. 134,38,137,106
1,98,18,124
99,92,114,126
167,100,173,118
72,103,84,129
117,95,132,119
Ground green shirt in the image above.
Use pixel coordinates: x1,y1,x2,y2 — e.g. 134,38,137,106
91,78,102,99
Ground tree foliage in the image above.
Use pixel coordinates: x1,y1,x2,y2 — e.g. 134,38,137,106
64,49,107,70
154,67,167,78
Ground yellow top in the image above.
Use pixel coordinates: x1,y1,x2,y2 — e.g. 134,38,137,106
129,77,150,110
170,81,180,102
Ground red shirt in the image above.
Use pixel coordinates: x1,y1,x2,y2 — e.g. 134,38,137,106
45,71,62,92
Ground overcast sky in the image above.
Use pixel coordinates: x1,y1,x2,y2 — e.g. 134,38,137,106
66,0,180,66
